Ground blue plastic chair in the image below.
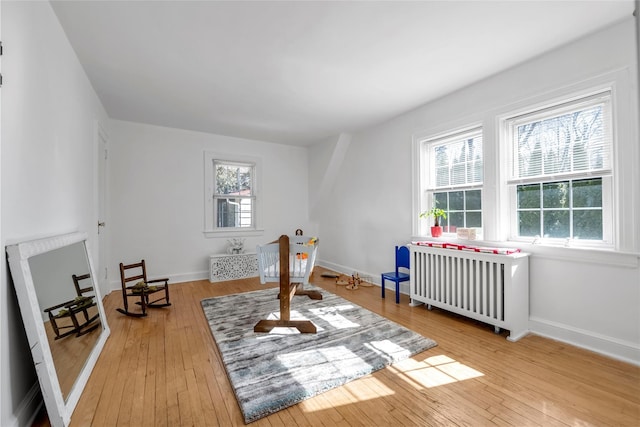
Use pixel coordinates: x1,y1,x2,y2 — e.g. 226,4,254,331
381,245,410,304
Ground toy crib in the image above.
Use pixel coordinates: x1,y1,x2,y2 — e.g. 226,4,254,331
257,235,318,286
254,235,321,333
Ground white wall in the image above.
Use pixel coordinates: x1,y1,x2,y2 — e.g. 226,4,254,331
0,2,109,426
315,17,640,364
107,120,315,289
1,4,637,426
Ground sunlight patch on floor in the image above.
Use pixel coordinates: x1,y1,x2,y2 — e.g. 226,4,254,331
276,345,371,379
298,375,396,411
298,354,483,415
390,354,484,389
364,340,412,360
255,305,361,337
309,304,360,329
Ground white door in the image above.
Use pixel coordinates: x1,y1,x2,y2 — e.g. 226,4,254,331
96,122,109,298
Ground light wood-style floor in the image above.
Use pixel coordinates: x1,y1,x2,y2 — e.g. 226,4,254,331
35,267,639,426
44,307,101,400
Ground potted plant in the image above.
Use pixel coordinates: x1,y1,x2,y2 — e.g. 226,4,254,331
420,207,447,238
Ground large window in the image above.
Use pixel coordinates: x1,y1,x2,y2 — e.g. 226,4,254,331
418,127,483,235
506,91,612,245
204,152,261,236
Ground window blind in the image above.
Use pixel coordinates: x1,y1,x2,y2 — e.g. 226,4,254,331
507,91,612,185
429,128,483,190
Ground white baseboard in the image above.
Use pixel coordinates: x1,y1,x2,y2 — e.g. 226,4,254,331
105,270,210,295
316,259,382,286
529,317,640,366
317,259,412,295
7,382,42,427
316,259,363,278
166,270,209,285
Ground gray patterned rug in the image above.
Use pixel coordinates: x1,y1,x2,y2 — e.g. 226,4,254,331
201,285,437,424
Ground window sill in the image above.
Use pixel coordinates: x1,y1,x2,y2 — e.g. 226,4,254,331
518,243,639,268
203,228,265,238
411,235,639,268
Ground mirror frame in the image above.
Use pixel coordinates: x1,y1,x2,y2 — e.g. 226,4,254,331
6,232,110,427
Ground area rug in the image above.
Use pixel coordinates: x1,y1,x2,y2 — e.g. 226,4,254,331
201,285,437,424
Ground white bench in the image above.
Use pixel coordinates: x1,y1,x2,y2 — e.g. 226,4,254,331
209,252,258,283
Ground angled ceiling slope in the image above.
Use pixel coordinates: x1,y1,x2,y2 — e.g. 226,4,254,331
51,1,634,146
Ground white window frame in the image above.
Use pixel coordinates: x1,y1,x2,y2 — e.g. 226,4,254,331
502,90,614,249
203,151,263,238
414,126,484,237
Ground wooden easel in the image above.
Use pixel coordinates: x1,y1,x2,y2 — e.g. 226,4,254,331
254,235,321,334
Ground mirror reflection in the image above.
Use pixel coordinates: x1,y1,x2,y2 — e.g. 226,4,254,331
28,242,102,401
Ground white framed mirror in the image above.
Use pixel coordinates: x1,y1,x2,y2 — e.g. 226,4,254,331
6,232,110,427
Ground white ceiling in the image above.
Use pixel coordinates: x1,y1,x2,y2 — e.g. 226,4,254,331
51,1,634,146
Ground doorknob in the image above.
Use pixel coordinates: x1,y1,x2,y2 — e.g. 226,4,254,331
98,221,106,227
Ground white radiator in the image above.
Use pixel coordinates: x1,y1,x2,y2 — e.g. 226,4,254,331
410,244,529,342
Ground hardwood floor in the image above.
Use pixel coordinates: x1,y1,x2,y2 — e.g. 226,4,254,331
35,267,639,426
44,309,101,400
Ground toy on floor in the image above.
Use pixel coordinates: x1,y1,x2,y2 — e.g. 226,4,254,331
335,273,374,290
321,272,340,278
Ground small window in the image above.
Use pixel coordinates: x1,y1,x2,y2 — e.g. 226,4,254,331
204,152,262,237
418,127,483,235
506,91,613,245
214,161,255,228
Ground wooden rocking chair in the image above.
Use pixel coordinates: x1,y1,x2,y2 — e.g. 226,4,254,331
116,259,171,317
43,273,100,340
